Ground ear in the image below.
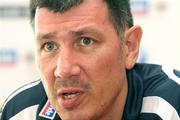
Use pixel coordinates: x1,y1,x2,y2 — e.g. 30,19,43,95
124,25,142,69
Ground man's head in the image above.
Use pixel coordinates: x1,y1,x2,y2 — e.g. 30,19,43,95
30,0,133,39
31,0,142,120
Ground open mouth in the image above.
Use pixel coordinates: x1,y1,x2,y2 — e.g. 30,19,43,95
57,88,85,108
62,92,81,100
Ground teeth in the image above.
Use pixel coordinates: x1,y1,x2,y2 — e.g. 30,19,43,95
63,93,79,99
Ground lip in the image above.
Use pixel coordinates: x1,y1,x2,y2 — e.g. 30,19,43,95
57,87,85,109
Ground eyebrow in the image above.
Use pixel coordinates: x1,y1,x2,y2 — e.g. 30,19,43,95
70,27,101,36
36,27,102,41
36,32,57,41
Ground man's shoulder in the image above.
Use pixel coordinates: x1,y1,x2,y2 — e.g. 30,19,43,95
135,63,180,120
139,64,180,100
1,80,47,120
132,63,180,91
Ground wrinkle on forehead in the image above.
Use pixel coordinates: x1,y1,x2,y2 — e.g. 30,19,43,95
34,0,112,38
35,0,109,26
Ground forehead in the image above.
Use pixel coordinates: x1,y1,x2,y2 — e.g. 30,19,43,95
34,0,110,29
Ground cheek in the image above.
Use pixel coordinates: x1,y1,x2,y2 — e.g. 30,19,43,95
89,49,124,77
85,48,125,90
36,57,56,93
90,48,125,90
37,58,59,107
83,51,126,112
37,56,56,77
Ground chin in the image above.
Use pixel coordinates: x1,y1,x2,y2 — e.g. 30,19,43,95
59,114,91,120
57,109,94,120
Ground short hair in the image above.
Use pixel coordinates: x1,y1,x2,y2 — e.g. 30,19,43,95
30,0,133,39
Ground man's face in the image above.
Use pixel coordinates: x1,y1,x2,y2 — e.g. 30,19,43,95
35,0,128,120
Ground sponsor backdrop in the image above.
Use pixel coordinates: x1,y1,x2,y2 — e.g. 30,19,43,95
0,0,180,109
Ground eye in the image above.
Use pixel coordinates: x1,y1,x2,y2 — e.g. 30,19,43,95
80,37,94,46
42,41,58,52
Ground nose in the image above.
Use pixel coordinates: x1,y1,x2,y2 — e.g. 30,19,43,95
54,48,81,79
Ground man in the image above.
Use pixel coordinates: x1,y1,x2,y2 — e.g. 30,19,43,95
1,0,180,120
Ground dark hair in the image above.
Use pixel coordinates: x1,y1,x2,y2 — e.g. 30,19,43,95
30,0,133,39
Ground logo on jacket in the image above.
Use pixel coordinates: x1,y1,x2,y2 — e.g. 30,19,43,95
39,100,56,119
